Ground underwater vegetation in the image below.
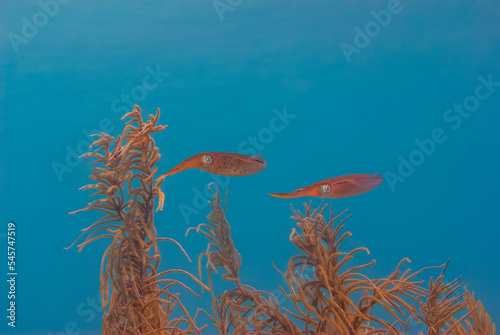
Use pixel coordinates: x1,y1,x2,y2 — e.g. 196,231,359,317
69,105,495,334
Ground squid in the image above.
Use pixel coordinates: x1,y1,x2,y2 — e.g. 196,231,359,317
269,173,383,199
165,152,266,177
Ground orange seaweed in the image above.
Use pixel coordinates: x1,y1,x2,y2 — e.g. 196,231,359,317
69,105,495,335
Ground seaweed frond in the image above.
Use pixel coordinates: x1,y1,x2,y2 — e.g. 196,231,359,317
69,105,207,334
443,287,496,335
413,260,467,334
192,193,495,335
189,183,300,334
68,105,495,335
283,202,432,334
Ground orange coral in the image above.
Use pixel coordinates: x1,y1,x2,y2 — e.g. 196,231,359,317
69,105,495,335
194,185,496,335
68,106,207,334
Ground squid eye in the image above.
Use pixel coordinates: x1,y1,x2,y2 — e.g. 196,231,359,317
320,184,331,194
201,155,212,165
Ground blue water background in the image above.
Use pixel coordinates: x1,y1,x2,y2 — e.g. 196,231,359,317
1,1,499,334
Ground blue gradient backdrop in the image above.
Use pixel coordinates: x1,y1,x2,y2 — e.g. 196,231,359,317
1,1,499,334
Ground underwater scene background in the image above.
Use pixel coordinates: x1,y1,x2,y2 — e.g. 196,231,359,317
1,1,499,334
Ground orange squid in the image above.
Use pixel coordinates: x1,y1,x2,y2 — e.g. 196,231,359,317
165,152,266,177
269,173,383,199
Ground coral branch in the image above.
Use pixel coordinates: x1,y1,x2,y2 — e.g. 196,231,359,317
69,106,204,334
